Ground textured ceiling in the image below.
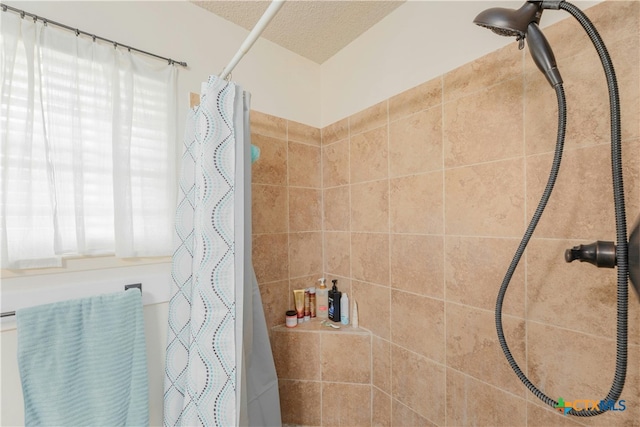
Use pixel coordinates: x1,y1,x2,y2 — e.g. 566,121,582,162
192,1,406,64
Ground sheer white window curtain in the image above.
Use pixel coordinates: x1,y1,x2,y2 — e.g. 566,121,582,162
1,13,177,269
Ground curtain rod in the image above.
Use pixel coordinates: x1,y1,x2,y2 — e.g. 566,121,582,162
0,3,188,67
219,0,285,80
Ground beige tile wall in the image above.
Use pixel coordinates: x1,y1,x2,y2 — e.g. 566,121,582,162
254,1,640,426
250,111,323,332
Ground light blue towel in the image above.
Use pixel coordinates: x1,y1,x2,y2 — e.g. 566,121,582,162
16,290,149,426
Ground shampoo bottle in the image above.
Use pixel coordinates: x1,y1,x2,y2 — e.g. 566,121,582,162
340,293,349,325
328,279,341,322
316,278,329,319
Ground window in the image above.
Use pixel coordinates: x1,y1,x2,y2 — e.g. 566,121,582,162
1,13,177,269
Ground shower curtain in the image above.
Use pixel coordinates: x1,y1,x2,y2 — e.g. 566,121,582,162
163,75,281,427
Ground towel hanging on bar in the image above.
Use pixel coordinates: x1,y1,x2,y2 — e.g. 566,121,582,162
0,284,141,318
17,289,148,426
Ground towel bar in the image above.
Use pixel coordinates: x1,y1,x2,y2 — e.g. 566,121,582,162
0,283,142,318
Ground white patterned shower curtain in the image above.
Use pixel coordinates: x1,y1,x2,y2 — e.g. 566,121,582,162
164,76,281,427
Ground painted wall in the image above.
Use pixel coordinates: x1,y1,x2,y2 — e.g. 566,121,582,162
320,0,601,127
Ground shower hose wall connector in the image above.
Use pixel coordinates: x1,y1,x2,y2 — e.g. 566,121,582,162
476,0,629,418
565,240,616,268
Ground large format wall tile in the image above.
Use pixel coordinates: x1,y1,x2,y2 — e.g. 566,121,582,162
272,329,321,380
352,280,391,341
391,345,446,425
446,303,526,396
349,101,388,136
323,185,350,231
445,158,525,237
444,43,523,103
446,369,527,427
526,237,640,345
372,388,392,427
278,379,321,426
350,126,389,184
251,133,287,185
320,332,371,384
252,184,288,234
389,107,443,178
322,138,350,188
392,399,437,427
389,77,441,123
288,119,321,146
253,233,288,283
527,322,640,427
288,187,321,232
322,117,349,146
391,290,445,363
323,231,350,278
250,110,287,139
351,232,389,286
444,78,524,168
288,232,323,278
445,236,524,317
390,234,444,299
288,141,321,188
372,336,391,394
526,141,639,240
351,179,389,233
390,172,444,234
321,383,371,426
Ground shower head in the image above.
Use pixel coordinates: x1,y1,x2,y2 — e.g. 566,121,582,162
474,1,562,87
473,2,542,40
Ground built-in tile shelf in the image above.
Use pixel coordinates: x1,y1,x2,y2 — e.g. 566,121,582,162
271,319,373,426
272,318,368,335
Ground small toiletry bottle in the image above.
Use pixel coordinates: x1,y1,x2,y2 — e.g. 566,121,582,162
328,279,341,322
304,289,310,322
340,293,349,325
309,287,316,318
351,299,359,328
316,278,329,319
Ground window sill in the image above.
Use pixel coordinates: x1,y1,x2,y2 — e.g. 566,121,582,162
1,255,171,279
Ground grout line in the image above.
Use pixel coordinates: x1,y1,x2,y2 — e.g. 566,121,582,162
442,74,524,105
345,114,353,427
450,369,529,406
385,98,392,426
319,122,326,426
320,126,326,285
285,120,292,311
441,74,449,427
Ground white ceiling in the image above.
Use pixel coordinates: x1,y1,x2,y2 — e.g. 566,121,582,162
192,1,406,64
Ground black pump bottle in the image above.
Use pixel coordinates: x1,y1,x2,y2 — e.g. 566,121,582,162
328,279,341,322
